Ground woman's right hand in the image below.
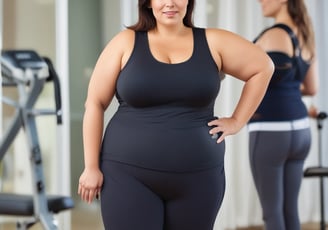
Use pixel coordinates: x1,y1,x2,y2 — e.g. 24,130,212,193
308,104,319,118
78,168,103,204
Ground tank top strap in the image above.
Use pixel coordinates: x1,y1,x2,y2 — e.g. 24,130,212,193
254,24,301,57
191,28,217,65
271,23,301,57
133,30,151,58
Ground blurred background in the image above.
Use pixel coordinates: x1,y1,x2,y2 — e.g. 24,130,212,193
1,0,327,229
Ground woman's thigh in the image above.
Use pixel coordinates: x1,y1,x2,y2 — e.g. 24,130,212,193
100,161,164,230
100,160,225,230
163,165,225,230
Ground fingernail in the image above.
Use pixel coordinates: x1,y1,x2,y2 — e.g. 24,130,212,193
211,133,218,139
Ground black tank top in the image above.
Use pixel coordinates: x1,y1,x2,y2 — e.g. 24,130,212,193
101,28,225,172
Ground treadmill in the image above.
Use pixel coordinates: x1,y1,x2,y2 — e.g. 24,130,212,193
0,50,74,230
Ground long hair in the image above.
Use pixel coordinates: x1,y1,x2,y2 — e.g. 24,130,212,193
127,0,195,31
287,0,315,56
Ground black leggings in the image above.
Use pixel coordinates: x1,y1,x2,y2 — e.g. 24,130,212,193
100,160,225,230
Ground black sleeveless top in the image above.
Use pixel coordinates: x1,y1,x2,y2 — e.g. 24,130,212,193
100,28,225,172
250,24,311,122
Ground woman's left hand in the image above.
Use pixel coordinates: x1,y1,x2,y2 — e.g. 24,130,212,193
208,117,243,143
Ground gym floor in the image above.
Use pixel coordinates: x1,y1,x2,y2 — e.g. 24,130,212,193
0,205,323,230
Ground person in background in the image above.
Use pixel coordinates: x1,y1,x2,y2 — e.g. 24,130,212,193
78,0,273,229
248,0,318,229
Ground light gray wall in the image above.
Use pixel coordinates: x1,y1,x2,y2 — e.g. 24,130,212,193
100,0,121,46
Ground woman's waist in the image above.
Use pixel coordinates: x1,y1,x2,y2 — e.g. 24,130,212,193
102,120,223,153
111,108,216,128
248,117,310,132
101,124,225,172
253,99,308,121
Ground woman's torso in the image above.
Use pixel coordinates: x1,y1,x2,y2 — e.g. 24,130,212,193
101,28,225,172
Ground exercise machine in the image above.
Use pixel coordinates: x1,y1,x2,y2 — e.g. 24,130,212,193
0,50,74,230
304,111,328,230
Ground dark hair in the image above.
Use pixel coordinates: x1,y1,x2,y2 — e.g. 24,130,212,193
127,0,195,31
287,0,315,56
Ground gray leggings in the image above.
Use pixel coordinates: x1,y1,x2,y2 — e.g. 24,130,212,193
249,128,311,230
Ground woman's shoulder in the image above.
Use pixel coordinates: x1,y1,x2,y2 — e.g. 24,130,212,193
103,29,135,55
110,29,135,45
205,27,249,40
260,26,291,40
204,27,251,48
204,27,233,36
255,27,294,54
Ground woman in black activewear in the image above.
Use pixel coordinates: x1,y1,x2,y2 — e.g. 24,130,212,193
78,0,273,229
248,0,318,229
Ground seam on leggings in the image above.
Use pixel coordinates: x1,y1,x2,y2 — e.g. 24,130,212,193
251,131,261,186
103,159,223,174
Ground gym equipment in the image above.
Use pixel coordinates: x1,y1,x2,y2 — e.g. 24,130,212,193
0,50,74,230
304,111,328,230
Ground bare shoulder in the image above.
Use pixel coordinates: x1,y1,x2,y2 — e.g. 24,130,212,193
113,29,135,41
256,27,293,53
204,28,250,70
106,29,135,52
205,28,251,47
205,27,235,35
205,28,236,40
205,27,257,56
100,29,135,68
203,28,273,79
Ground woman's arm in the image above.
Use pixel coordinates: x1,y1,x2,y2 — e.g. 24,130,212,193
301,58,318,96
78,29,135,203
206,28,274,142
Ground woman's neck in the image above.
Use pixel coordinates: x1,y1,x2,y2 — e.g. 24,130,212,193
274,7,294,27
151,24,190,38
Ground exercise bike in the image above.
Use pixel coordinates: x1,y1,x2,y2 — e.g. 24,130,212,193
0,50,74,230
